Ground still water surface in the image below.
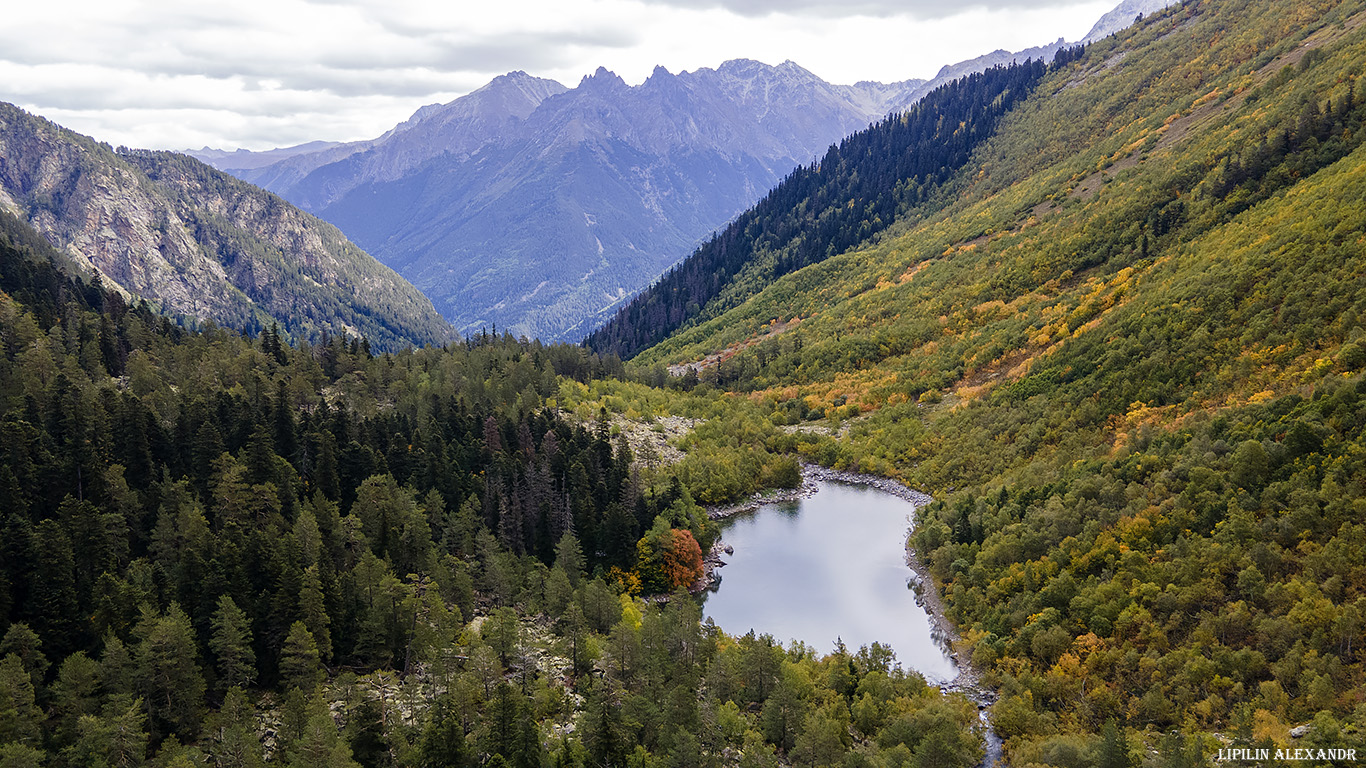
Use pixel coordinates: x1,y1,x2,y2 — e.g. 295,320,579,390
703,480,958,683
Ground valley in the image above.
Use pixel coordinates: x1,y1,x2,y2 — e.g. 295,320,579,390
3,0,1366,767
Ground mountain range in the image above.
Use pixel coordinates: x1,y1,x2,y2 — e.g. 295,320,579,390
189,0,1178,343
0,0,1181,352
192,62,927,341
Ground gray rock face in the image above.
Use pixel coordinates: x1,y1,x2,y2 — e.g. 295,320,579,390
193,62,924,341
1081,0,1183,43
0,102,452,350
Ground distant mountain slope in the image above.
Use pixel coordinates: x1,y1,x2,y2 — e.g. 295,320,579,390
224,71,571,210
193,63,925,341
188,140,343,173
583,48,1084,360
0,103,452,350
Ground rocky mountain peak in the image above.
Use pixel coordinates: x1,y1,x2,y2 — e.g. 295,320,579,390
580,67,627,91
0,101,451,349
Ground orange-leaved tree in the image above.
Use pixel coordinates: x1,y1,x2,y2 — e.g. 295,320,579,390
636,520,704,593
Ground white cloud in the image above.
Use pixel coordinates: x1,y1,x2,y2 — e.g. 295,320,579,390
0,0,1114,151
634,0,1095,19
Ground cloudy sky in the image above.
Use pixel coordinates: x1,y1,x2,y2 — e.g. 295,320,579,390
1,0,1115,152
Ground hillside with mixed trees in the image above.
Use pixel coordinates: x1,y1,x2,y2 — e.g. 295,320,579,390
580,0,1366,763
0,209,984,768
7,0,1366,765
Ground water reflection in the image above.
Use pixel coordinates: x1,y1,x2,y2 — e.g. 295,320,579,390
702,481,958,683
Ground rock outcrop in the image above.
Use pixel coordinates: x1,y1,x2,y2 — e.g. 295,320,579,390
0,102,452,350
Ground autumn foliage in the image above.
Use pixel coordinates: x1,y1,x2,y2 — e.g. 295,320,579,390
661,529,704,590
636,523,705,593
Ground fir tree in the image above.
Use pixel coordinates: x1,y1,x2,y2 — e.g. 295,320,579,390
0,653,42,748
279,622,323,693
209,596,257,693
133,604,206,740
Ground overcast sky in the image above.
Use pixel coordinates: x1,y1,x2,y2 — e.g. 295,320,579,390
0,0,1115,152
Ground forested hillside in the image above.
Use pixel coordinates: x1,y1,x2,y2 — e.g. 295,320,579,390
586,0,1366,761
0,212,984,767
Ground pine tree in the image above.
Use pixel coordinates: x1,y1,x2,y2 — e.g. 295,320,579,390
245,426,279,487
67,696,148,768
554,532,584,587
99,634,136,701
0,743,45,768
207,687,266,768
275,379,298,466
298,566,332,664
50,651,102,747
209,596,257,692
600,503,636,571
345,696,387,768
0,625,48,693
0,514,33,629
310,431,340,502
482,608,521,669
0,653,42,748
484,682,539,768
279,622,323,693
27,518,81,658
418,696,469,768
288,695,359,768
133,604,207,740
1097,720,1134,768
561,604,590,678
581,679,627,768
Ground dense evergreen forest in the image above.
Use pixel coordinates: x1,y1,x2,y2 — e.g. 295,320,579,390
583,48,1083,361
0,212,984,767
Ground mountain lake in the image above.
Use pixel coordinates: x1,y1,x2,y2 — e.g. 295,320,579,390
702,480,959,683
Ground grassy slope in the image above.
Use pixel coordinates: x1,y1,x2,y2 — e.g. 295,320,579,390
625,0,1366,753
635,0,1365,482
